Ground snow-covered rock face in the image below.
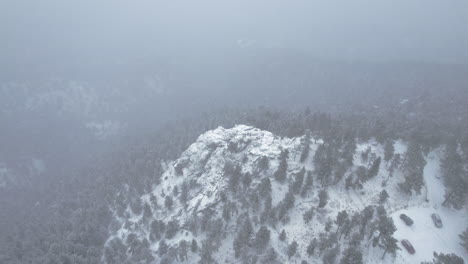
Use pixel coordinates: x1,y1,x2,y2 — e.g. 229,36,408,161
107,125,468,264
167,125,299,210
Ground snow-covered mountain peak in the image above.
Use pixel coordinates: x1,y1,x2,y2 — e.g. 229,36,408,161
161,125,301,212
177,124,292,164
106,126,468,264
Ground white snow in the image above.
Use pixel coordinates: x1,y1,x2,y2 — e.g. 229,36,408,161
106,125,468,264
390,150,468,263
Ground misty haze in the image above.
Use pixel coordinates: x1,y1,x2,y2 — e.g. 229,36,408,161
1,1,467,264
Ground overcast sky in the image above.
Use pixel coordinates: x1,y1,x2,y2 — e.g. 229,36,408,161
1,0,468,78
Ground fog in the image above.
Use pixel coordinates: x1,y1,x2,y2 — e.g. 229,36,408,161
1,2,468,263
2,0,468,79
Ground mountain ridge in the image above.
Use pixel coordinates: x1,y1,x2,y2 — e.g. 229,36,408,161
104,125,468,264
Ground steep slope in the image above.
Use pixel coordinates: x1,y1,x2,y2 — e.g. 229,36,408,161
105,125,467,264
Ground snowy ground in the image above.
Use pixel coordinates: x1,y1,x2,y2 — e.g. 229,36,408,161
384,151,467,263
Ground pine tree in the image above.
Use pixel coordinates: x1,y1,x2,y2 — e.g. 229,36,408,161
314,144,334,186
361,147,371,162
345,175,354,190
335,210,349,234
399,141,426,195
287,241,298,260
178,240,188,261
279,190,295,220
381,235,399,259
242,172,252,189
199,240,215,264
368,157,381,179
165,220,179,239
158,240,168,257
459,227,468,251
164,196,173,210
191,239,198,252
322,246,340,264
431,252,465,264
233,216,253,258
318,189,329,208
150,193,158,208
441,143,467,209
254,226,271,252
258,156,269,171
258,177,272,197
301,171,314,197
306,238,318,256
340,246,363,264
379,190,389,204
274,150,288,183
227,164,242,192
384,140,395,163
143,203,152,220
179,181,189,208
292,167,306,193
262,248,278,263
300,130,312,162
279,230,286,241
303,208,314,224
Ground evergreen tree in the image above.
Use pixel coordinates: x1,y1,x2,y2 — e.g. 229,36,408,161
292,167,306,193
178,240,188,261
150,220,165,242
430,252,465,264
361,206,374,230
340,246,363,264
262,248,278,263
150,193,158,208
384,140,395,163
303,208,314,224
179,182,189,208
368,157,381,179
300,130,312,162
143,203,152,220
199,240,215,264
379,190,389,204
165,220,179,239
361,147,371,162
322,246,340,264
258,156,269,171
345,175,354,190
255,226,271,252
279,190,295,220
274,150,289,182
399,141,426,195
459,227,468,251
227,163,242,192
164,196,174,210
441,143,467,209
279,230,286,241
158,240,168,257
335,210,349,234
301,170,314,197
191,239,198,252
318,189,329,208
233,216,253,258
287,241,298,260
242,172,252,188
306,238,318,256
258,177,272,197
381,235,399,259
314,144,334,186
